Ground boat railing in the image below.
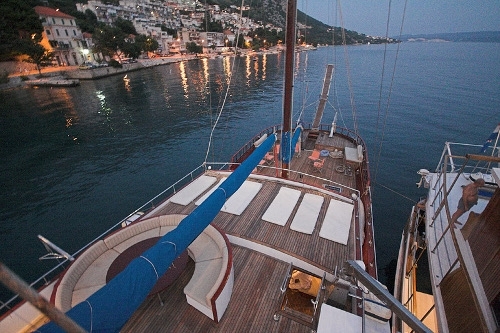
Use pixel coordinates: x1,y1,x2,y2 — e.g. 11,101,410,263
231,123,371,193
429,142,497,213
207,162,360,199
231,126,279,164
427,151,500,332
431,152,498,249
0,164,209,315
346,260,433,333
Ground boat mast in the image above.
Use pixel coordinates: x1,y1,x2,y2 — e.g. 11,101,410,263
281,0,297,179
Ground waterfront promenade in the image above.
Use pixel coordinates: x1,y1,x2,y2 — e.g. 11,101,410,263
0,54,200,90
0,47,278,90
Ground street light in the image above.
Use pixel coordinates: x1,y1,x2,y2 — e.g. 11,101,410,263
82,49,89,63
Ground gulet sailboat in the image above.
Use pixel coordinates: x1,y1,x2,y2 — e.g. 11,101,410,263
0,1,430,332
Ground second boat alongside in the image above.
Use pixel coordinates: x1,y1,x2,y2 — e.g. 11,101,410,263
393,139,500,333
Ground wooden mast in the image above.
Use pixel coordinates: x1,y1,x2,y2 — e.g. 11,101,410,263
281,0,297,179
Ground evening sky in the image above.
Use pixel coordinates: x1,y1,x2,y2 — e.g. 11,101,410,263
298,0,500,37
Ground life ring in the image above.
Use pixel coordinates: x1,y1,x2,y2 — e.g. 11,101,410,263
336,165,345,173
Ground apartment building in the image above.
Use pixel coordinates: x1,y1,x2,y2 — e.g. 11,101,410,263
34,6,87,66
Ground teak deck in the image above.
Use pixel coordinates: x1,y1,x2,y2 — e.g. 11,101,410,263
119,131,365,332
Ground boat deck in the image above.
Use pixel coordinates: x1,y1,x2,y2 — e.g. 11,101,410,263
25,130,370,333
151,131,363,271
118,133,365,331
122,246,326,332
426,173,490,285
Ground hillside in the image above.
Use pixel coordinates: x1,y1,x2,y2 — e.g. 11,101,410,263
399,31,500,43
19,0,394,47
208,0,394,45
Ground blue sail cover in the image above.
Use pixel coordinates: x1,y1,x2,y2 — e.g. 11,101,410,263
280,126,302,163
39,134,276,333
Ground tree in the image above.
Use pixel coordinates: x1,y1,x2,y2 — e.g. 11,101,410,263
17,37,54,76
0,0,43,61
201,11,223,32
74,9,100,34
135,35,159,53
91,25,126,60
185,42,202,54
114,17,137,35
120,41,142,59
161,26,177,39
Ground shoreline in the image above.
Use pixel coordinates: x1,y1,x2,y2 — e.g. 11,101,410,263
0,49,281,91
0,54,198,91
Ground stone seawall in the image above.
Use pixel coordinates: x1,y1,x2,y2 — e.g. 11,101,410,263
0,56,194,91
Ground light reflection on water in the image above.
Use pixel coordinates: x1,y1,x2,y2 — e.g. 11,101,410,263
0,43,499,301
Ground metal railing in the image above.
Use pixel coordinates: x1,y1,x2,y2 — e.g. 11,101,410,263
0,163,209,314
427,144,500,332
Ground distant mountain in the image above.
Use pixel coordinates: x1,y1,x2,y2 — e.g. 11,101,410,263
399,31,500,43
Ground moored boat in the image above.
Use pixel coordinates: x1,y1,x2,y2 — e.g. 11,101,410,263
0,1,434,332
393,137,500,333
26,77,80,87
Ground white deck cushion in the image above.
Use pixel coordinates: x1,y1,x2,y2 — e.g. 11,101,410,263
221,181,262,215
170,175,217,205
345,146,362,163
262,187,301,226
319,199,353,245
290,194,324,234
196,179,262,216
184,258,224,306
74,249,120,291
195,178,226,205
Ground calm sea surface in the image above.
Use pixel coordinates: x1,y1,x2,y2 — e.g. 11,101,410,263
1,42,499,300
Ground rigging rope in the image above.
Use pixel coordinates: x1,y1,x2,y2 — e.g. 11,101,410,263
203,0,246,165
372,0,409,187
373,181,416,203
336,0,359,137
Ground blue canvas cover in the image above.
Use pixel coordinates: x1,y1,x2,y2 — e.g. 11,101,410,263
281,126,302,163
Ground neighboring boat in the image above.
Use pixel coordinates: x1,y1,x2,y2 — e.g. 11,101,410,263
393,138,500,333
0,1,431,333
26,77,80,87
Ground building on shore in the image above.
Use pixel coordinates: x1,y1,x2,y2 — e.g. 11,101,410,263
34,6,87,66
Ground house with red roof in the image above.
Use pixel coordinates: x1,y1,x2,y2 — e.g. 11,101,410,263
34,6,87,66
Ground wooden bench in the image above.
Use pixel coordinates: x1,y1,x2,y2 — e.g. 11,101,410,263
53,214,233,322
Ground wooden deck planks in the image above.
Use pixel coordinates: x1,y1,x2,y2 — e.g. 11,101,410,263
119,131,363,332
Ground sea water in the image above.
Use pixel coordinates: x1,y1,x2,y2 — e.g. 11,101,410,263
1,42,499,301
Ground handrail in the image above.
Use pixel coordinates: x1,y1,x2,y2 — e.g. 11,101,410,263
1,164,208,314
210,162,360,199
346,260,432,333
430,149,496,332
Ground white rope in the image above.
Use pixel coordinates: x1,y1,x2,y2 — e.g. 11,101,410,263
85,300,93,332
139,256,159,281
203,1,245,164
160,240,177,254
217,187,227,200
